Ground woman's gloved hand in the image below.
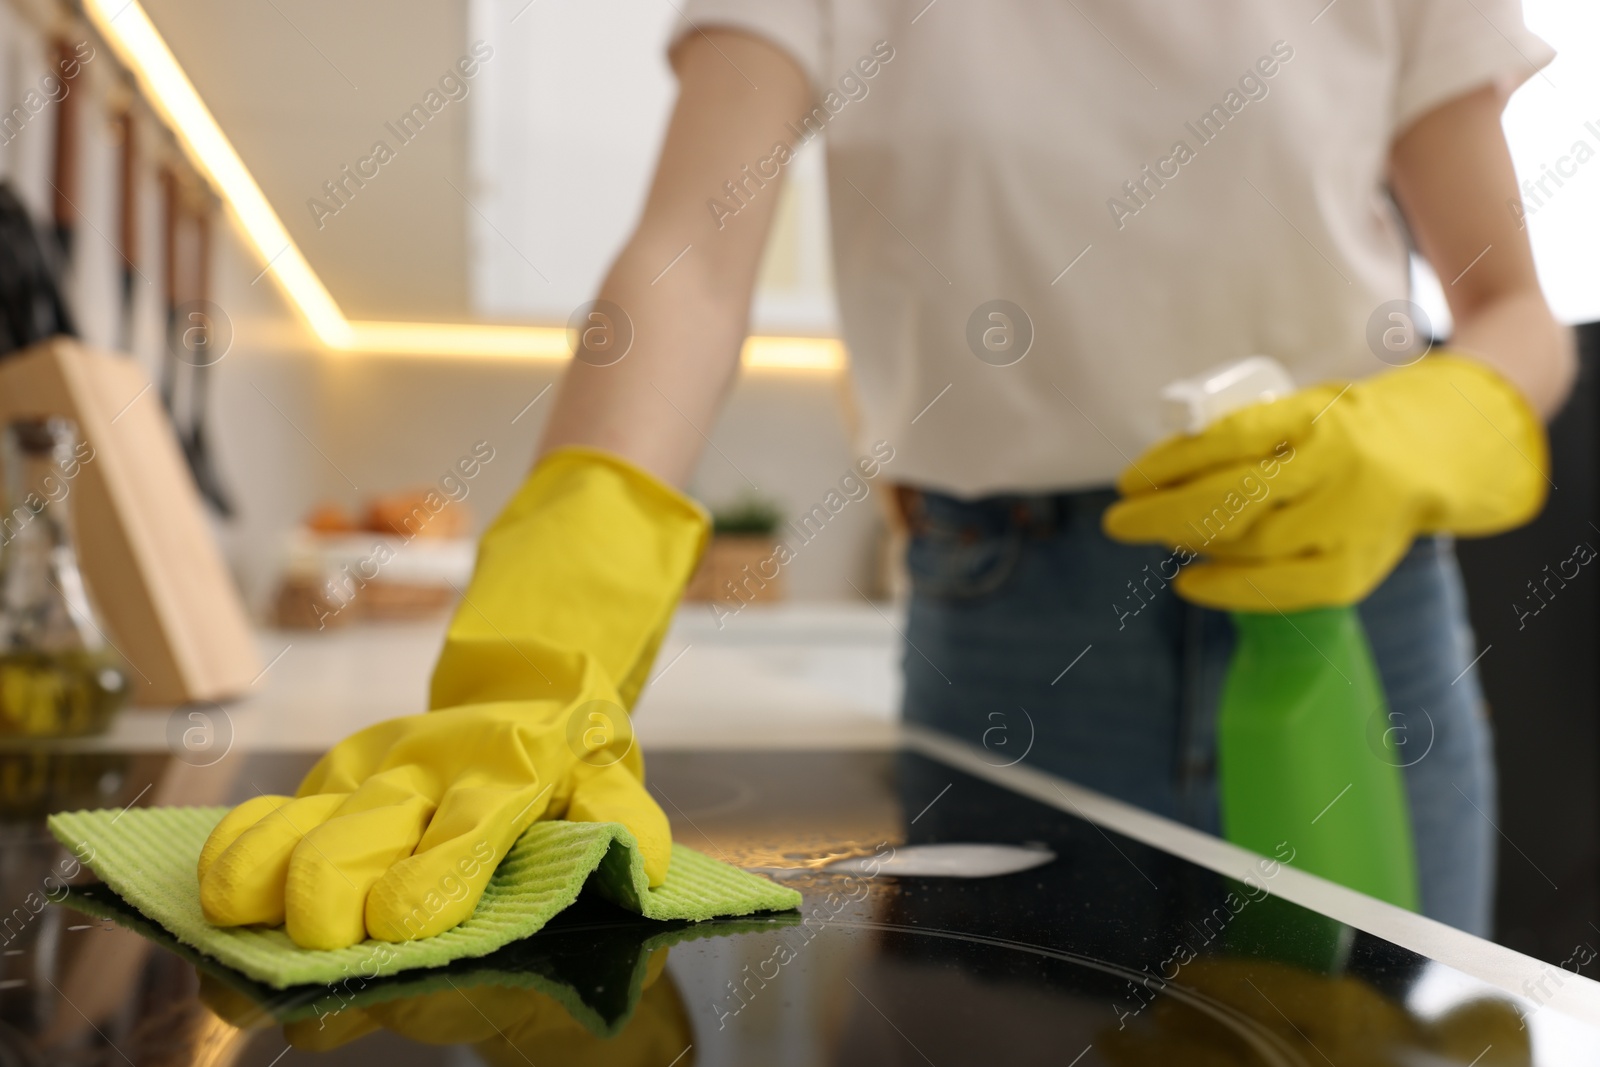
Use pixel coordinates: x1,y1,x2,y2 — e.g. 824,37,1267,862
1104,353,1548,611
196,682,664,949
197,448,708,949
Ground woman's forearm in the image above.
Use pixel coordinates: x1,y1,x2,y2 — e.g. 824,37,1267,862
1448,288,1575,418
537,29,810,487
538,247,752,487
1389,84,1575,419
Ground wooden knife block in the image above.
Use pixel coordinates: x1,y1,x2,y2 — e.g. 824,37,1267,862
0,337,260,706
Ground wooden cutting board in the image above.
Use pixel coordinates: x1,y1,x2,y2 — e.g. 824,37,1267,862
0,336,260,706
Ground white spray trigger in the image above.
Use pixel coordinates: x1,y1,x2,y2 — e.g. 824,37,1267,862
1160,356,1295,434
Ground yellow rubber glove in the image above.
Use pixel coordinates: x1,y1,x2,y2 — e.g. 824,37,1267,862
428,446,709,712
198,448,708,949
1103,353,1548,611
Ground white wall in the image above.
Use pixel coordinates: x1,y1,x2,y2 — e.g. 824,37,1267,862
140,0,476,320
468,0,840,335
301,355,887,608
0,1,56,219
1504,0,1600,326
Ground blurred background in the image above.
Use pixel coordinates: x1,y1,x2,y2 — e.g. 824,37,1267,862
1,0,871,619
0,0,1595,962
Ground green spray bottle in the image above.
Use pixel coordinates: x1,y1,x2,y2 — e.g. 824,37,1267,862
1161,358,1420,912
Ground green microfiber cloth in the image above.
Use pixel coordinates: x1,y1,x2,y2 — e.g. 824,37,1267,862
47,806,800,990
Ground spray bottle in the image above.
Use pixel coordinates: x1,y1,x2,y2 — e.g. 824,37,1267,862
1162,358,1419,911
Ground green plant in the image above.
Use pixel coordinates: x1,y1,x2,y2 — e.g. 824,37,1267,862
711,494,783,536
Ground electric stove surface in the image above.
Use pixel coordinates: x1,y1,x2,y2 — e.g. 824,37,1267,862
0,737,1594,1066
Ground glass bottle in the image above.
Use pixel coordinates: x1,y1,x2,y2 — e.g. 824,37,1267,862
0,417,127,736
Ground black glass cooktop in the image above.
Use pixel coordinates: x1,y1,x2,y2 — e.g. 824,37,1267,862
0,745,1592,1065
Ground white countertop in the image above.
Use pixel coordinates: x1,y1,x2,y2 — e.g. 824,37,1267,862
94,601,904,754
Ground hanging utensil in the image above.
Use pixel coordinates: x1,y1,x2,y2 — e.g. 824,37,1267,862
181,201,233,516
49,37,84,262
158,167,233,516
113,102,139,353
0,181,76,360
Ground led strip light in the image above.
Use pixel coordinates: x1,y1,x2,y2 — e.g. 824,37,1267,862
84,0,846,371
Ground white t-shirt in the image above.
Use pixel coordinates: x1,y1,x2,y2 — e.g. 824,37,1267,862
674,0,1553,496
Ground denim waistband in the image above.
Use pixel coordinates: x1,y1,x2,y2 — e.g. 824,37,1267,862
895,483,1452,590
895,484,1118,540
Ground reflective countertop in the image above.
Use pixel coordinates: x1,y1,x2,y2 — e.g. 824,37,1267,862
0,727,1597,1066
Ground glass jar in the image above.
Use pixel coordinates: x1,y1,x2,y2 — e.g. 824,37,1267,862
0,417,127,737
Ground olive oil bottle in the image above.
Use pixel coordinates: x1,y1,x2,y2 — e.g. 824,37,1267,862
0,417,126,737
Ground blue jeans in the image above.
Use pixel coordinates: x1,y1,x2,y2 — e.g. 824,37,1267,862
899,486,1498,936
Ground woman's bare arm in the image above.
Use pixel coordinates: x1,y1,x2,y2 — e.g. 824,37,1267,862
1389,84,1576,416
537,30,811,485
